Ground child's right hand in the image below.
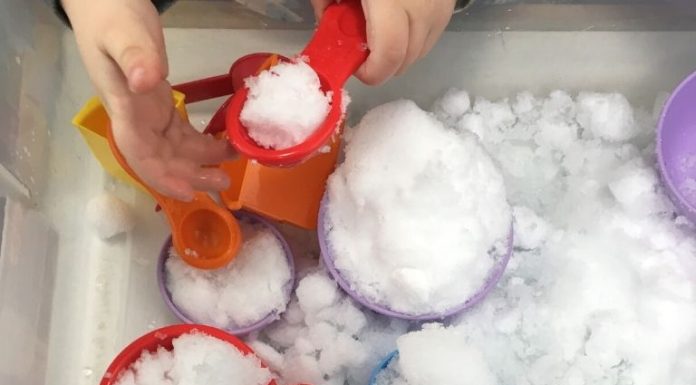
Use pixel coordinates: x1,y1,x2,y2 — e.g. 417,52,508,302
311,0,456,85
62,0,234,201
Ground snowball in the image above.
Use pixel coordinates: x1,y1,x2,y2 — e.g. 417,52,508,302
377,325,496,385
241,60,331,149
325,100,511,315
165,220,292,329
608,160,662,214
431,88,471,124
576,92,637,142
513,206,551,250
114,332,272,385
247,340,284,372
295,272,339,313
86,193,134,240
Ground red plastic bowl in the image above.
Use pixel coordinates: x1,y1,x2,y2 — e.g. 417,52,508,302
99,324,277,385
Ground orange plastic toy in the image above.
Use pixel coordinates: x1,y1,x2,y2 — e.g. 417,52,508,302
106,123,242,270
213,55,341,229
80,53,339,270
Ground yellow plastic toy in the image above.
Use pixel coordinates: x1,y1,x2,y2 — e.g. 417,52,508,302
72,92,188,192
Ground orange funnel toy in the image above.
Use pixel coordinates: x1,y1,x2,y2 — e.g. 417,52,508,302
106,125,241,270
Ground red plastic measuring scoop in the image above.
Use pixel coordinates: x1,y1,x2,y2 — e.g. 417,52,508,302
226,0,369,167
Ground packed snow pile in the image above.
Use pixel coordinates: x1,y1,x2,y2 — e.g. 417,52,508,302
114,332,272,385
246,90,696,385
166,219,292,329
241,59,331,149
324,100,512,315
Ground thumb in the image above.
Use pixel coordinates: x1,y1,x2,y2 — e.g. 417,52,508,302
100,7,168,93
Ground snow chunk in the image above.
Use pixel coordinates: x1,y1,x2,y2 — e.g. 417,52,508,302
241,60,331,149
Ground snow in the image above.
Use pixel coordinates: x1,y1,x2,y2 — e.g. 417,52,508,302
241,59,331,149
253,90,694,385
375,325,496,385
114,332,272,385
165,219,292,329
249,270,408,385
324,100,512,315
107,89,696,385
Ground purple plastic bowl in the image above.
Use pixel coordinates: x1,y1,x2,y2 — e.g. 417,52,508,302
157,211,296,336
318,195,513,321
658,70,696,224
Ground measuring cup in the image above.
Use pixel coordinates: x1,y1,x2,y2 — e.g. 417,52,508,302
157,211,296,335
226,0,369,167
99,324,278,385
658,70,696,224
318,194,514,321
106,126,241,270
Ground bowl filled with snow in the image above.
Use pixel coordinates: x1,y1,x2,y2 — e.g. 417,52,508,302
318,100,514,321
658,70,696,223
157,211,296,335
100,324,276,385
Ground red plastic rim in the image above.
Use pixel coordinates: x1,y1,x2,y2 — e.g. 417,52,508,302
99,324,275,385
226,56,343,167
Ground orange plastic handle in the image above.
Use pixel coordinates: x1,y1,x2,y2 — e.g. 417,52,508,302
106,123,241,270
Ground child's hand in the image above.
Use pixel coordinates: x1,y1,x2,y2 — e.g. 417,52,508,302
311,0,456,85
62,0,234,201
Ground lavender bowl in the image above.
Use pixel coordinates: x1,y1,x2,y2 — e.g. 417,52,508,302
157,211,296,335
318,195,513,321
657,70,696,224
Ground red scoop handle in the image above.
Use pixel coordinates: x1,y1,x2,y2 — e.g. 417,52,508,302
302,0,368,87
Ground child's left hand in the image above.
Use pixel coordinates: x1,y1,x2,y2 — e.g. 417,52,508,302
310,0,456,85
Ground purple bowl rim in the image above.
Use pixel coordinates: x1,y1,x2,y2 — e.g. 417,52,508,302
318,194,514,321
656,69,696,223
157,210,296,336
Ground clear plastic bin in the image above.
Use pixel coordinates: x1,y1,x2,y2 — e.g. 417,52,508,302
1,1,696,384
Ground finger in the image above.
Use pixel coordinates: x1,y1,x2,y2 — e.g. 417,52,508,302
166,159,231,192
355,0,409,85
137,157,196,202
419,5,455,59
99,4,167,94
395,14,429,76
310,0,334,21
